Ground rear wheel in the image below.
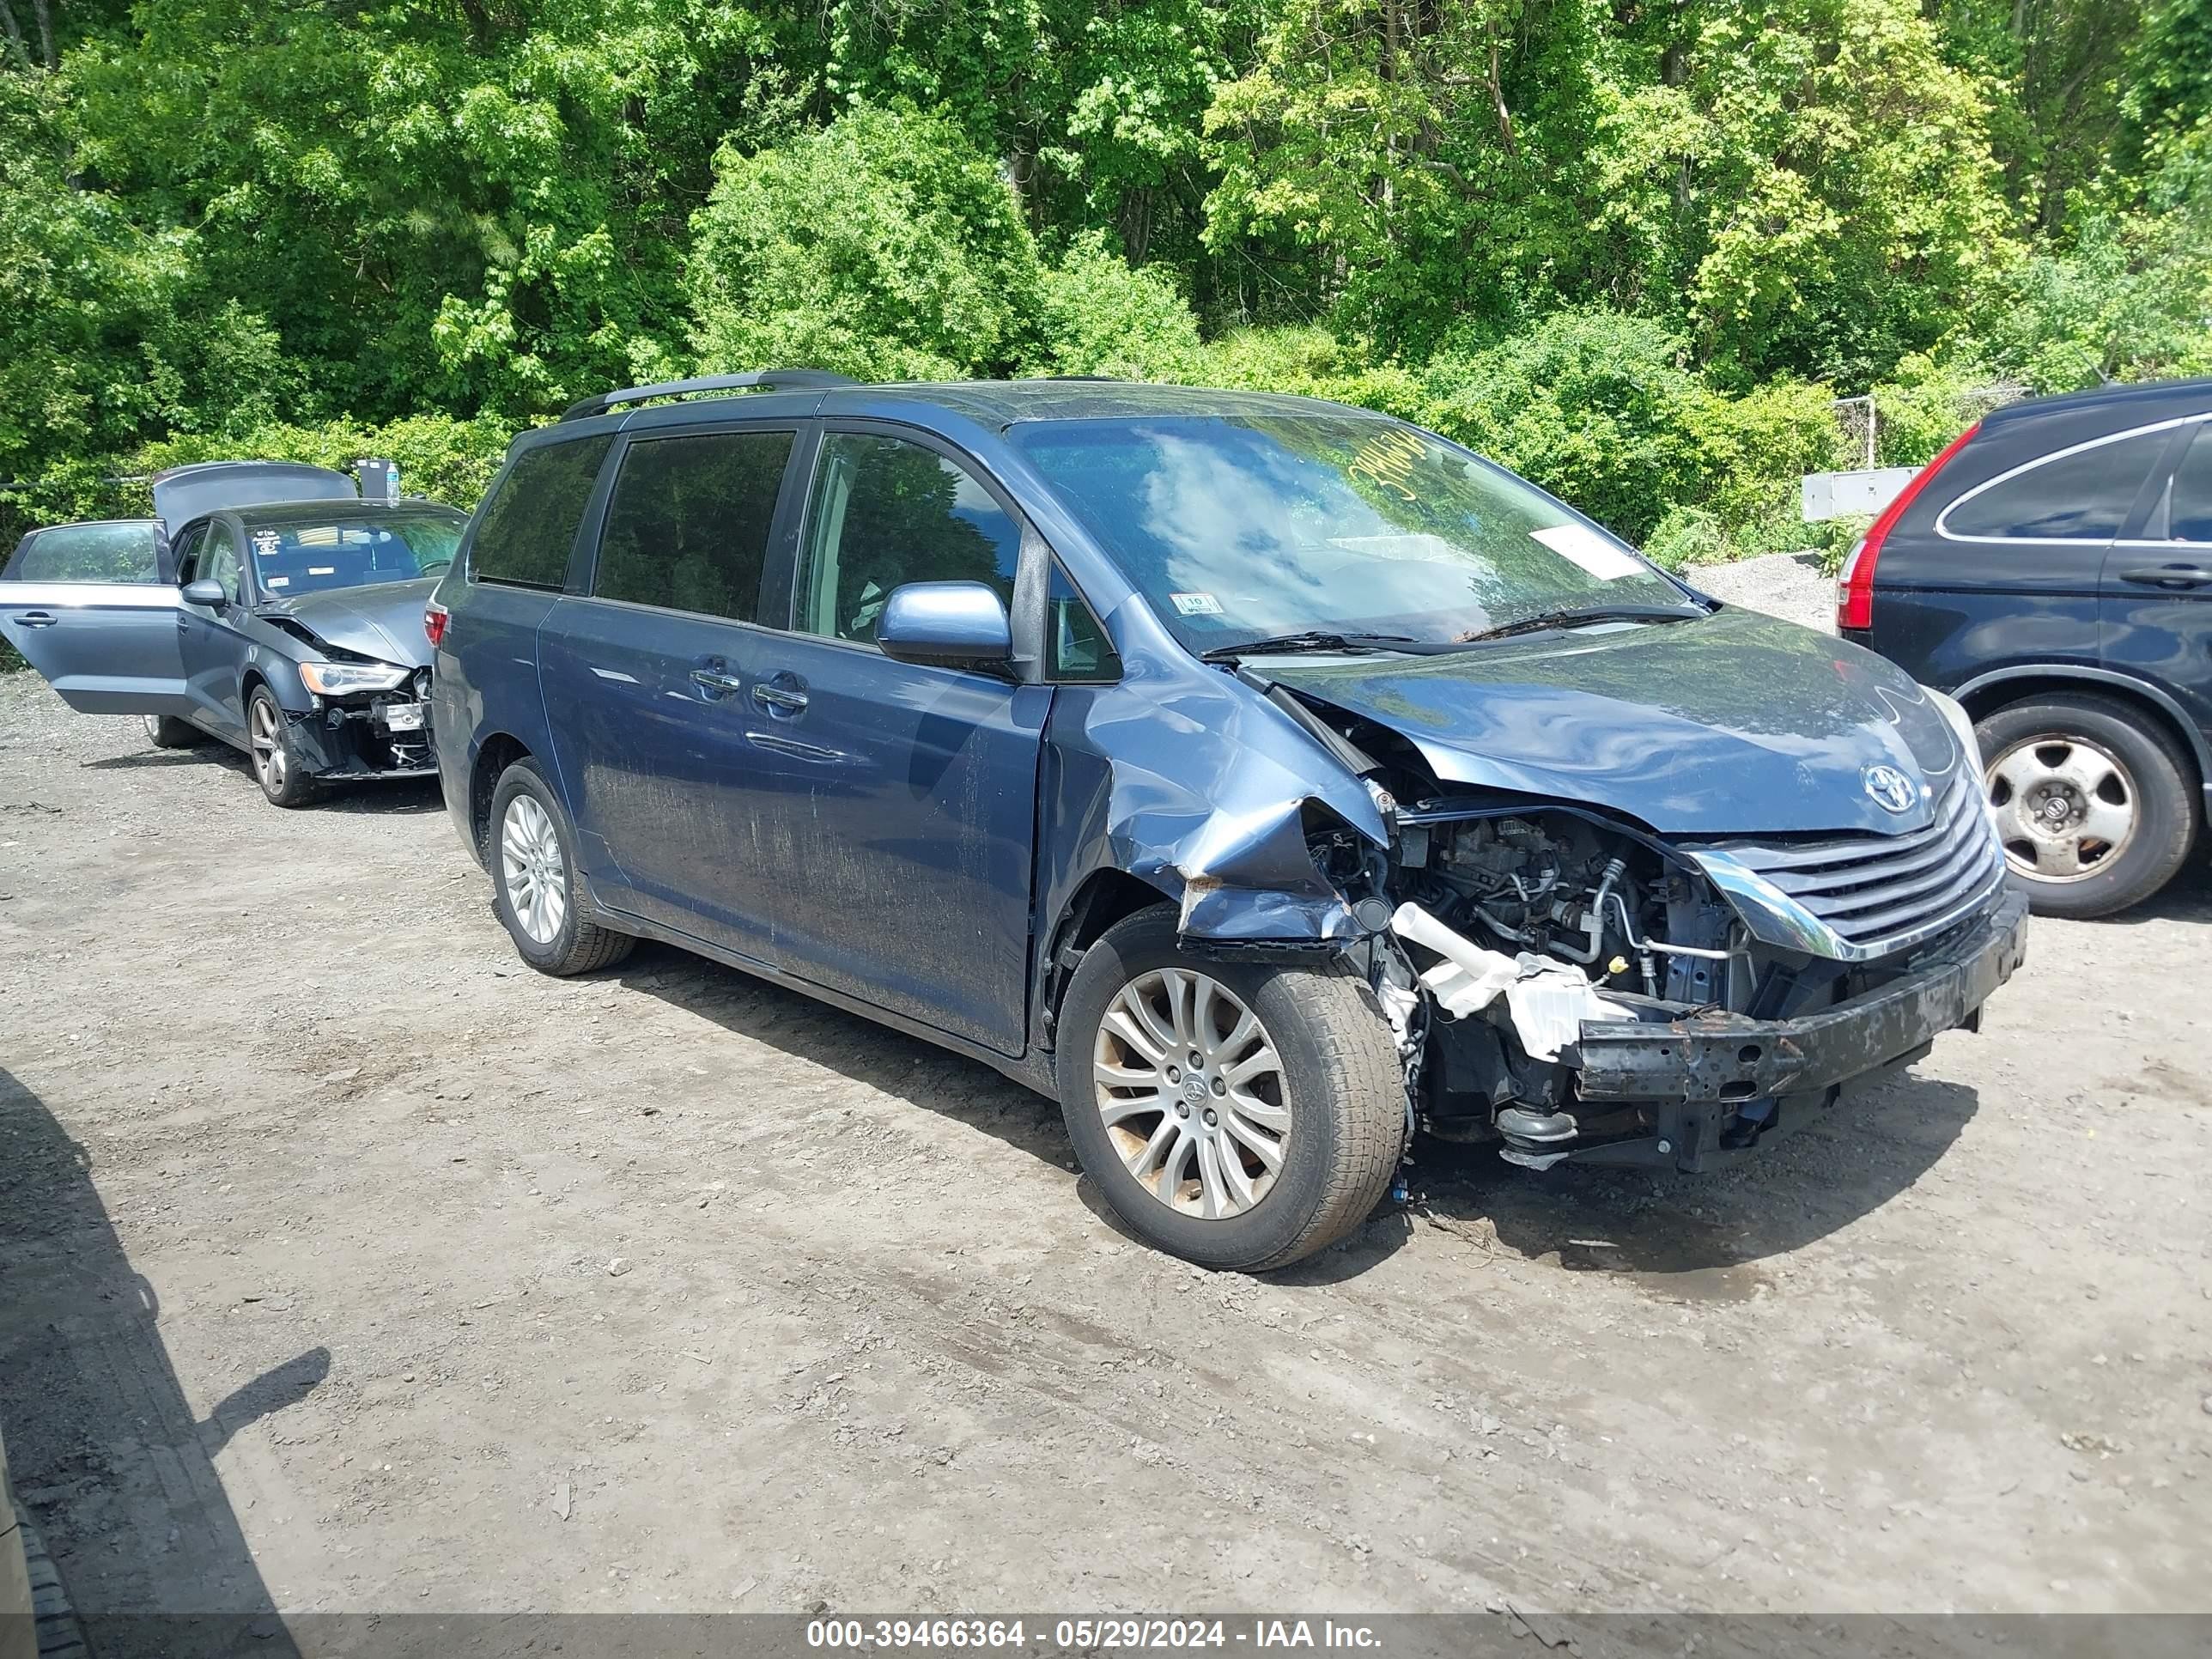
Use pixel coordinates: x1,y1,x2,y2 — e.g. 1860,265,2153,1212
142,714,200,749
1056,906,1406,1272
246,687,320,808
1977,691,2198,919
488,758,635,975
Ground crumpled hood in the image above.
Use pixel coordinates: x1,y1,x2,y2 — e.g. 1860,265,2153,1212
257,577,436,669
1265,605,1966,836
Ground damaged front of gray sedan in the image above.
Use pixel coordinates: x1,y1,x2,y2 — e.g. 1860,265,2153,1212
0,461,465,807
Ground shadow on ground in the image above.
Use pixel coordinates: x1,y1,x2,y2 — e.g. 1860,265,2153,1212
1287,1072,1981,1291
0,1068,325,1659
607,944,1982,1290
612,943,1067,1168
82,744,444,815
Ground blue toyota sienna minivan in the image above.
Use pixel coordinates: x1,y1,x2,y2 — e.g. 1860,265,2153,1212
428,372,2027,1271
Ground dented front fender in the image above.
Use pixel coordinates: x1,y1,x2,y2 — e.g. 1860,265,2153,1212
1037,651,1388,954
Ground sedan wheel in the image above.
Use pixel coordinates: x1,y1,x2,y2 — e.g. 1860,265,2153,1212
1092,967,1292,1220
1985,733,2137,883
500,793,568,945
249,697,286,796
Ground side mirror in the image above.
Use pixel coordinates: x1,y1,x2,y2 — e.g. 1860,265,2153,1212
876,581,1012,670
180,579,227,607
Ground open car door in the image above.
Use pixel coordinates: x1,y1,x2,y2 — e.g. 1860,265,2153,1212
0,521,191,717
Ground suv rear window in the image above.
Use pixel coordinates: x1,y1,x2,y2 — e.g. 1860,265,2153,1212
592,430,793,621
470,435,614,588
1943,428,2170,540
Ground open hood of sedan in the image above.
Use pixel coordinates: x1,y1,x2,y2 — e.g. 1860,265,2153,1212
256,577,436,670
1264,605,1968,837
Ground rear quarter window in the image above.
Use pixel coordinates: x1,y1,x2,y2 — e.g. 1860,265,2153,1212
469,434,615,588
1942,427,2172,541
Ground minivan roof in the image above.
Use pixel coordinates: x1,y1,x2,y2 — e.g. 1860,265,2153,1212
554,376,1387,441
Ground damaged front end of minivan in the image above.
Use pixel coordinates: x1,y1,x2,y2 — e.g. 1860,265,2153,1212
1050,641,2028,1177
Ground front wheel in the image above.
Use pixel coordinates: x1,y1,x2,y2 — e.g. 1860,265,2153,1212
246,687,320,807
1055,907,1406,1272
1977,693,2198,920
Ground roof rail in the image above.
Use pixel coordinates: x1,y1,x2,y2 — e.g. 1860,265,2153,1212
560,369,860,423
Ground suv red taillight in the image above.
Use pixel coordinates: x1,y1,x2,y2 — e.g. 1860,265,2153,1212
423,599,449,648
1837,421,1980,631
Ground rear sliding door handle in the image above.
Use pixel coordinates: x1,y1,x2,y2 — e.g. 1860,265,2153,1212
2118,563,2212,589
751,681,808,714
689,668,744,696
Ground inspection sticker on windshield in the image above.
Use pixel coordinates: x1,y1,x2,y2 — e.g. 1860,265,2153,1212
264,575,289,588
1531,523,1645,580
1170,592,1224,616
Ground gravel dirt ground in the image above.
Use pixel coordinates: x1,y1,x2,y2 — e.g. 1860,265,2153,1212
3,556,2210,1648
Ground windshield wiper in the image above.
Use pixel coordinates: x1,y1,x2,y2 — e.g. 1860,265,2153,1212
1448,604,1709,647
1200,630,1420,662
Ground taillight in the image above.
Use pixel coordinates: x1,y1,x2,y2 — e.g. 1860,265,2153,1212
1837,421,1980,631
423,599,449,647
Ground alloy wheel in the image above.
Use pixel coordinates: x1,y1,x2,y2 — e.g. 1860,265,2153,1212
249,699,284,794
1091,969,1291,1219
501,794,568,945
1986,733,2137,883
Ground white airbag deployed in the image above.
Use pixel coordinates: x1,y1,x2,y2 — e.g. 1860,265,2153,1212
1389,902,1638,1062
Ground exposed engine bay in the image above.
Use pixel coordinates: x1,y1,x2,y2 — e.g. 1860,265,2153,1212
1281,729,2019,1174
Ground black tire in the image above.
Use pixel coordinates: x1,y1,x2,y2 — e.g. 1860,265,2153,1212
1055,905,1406,1272
486,757,635,975
142,713,200,750
246,685,321,808
1976,691,2199,920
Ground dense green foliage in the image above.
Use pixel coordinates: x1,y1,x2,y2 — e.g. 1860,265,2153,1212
3,0,2207,578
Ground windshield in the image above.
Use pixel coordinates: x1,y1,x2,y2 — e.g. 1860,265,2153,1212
1009,415,1690,650
242,512,465,597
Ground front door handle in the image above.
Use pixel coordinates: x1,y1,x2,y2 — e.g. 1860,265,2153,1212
17,611,57,629
751,680,809,714
2118,563,2212,589
690,667,744,696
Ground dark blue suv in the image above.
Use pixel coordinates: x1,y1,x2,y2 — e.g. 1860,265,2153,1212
429,373,2026,1270
1839,375,2212,918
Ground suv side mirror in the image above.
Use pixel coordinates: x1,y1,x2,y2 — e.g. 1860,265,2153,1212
180,579,227,608
876,581,1012,670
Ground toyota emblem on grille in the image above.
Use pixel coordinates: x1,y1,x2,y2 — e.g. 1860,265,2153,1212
1863,763,1917,814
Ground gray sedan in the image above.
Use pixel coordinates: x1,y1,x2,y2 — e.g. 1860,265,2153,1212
0,462,465,806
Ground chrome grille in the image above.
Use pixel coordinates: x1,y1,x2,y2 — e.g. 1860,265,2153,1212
1701,774,2005,955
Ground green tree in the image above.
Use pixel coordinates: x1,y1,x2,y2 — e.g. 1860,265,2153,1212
687,102,1043,381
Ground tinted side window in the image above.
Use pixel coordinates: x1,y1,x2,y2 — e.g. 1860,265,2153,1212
1945,428,2170,540
12,523,161,583
592,430,793,621
1048,562,1120,680
794,434,1022,644
2168,423,2212,543
471,434,614,589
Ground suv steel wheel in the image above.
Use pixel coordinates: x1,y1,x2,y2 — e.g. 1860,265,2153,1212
1974,692,2199,919
1986,732,2137,883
